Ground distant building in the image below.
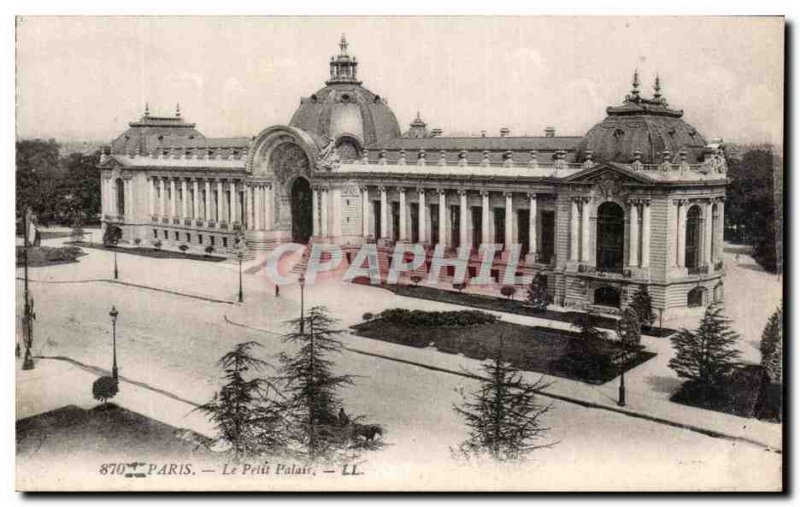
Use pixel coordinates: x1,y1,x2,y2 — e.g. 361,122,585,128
99,36,728,315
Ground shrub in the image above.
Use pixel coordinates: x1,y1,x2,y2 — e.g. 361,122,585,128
453,282,466,293
527,273,551,313
133,238,142,247
102,225,122,247
378,308,497,327
410,275,423,287
205,245,215,256
92,376,119,406
152,239,163,250
179,244,189,254
500,285,517,300
362,312,374,321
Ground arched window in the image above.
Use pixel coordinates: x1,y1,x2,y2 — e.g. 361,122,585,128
594,286,621,308
115,178,125,216
711,203,718,263
687,287,705,307
335,137,360,161
685,205,702,270
596,202,625,273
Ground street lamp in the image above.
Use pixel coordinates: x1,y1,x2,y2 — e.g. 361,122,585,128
234,232,245,303
21,209,35,370
299,274,306,334
109,306,119,380
113,248,119,280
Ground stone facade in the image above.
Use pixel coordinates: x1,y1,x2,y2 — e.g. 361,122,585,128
99,36,728,316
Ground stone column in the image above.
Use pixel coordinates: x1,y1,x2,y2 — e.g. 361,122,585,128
629,201,640,267
481,191,490,245
361,187,369,237
216,180,224,224
459,190,468,248
676,200,687,267
204,180,211,221
255,185,264,230
438,189,447,247
321,189,329,237
229,181,237,226
418,189,427,243
263,185,271,230
245,185,253,230
641,200,651,268
160,178,166,217
148,178,155,216
529,193,537,258
380,187,388,239
180,179,188,218
570,198,579,261
312,187,319,236
125,179,133,218
193,179,200,220
703,200,714,266
581,198,591,262
505,192,514,251
716,199,725,262
170,178,177,218
398,188,407,241
332,189,342,238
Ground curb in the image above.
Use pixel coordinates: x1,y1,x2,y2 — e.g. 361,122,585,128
223,313,781,454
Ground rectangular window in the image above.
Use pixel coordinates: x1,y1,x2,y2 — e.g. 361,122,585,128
153,229,158,239
174,231,179,241
186,233,191,242
199,234,203,245
210,236,216,246
164,230,168,238
223,237,228,248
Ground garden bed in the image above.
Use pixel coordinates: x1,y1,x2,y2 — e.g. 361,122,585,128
670,365,782,421
352,309,656,384
66,242,227,262
379,283,675,338
16,245,86,267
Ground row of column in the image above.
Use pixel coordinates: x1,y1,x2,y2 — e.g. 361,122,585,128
569,197,592,262
352,187,539,254
245,183,272,231
148,176,244,227
101,177,133,219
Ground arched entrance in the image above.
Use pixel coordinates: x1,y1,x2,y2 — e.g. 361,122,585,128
596,201,624,273
594,286,621,308
685,205,702,270
290,177,313,243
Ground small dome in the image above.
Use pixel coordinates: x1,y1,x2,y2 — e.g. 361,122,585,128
576,73,708,164
288,36,401,148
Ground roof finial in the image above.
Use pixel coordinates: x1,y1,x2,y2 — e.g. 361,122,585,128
144,102,150,117
176,103,181,118
653,74,662,100
631,68,640,99
339,33,348,56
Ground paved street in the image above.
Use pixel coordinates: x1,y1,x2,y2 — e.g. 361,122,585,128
15,230,783,490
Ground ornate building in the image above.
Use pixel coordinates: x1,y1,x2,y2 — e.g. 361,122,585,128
99,36,728,315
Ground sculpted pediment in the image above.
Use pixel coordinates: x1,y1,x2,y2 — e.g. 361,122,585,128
562,162,655,186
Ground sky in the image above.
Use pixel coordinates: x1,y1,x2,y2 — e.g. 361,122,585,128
15,16,784,145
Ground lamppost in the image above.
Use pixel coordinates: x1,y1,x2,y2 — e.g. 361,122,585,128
21,209,35,370
109,306,119,380
234,232,245,303
113,248,119,280
299,274,306,334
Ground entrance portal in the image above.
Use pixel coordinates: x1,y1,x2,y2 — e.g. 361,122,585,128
290,177,313,243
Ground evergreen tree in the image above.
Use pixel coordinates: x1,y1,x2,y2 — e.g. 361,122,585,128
668,303,741,386
760,306,783,384
526,273,551,313
630,285,655,328
198,341,285,458
277,306,357,461
614,307,642,406
454,348,553,461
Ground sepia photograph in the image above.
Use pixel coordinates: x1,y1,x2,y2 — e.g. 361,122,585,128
13,14,785,492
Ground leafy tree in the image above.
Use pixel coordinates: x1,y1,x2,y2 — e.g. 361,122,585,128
16,139,62,221
92,376,119,407
572,309,605,341
276,306,359,461
153,239,163,250
103,224,122,247
668,302,741,387
630,285,655,328
197,341,285,458
760,306,783,384
526,273,551,313
454,348,553,461
60,151,102,220
500,285,516,300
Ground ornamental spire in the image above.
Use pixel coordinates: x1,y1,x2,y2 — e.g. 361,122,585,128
653,74,662,99
144,102,150,117
326,33,361,85
176,103,181,117
631,68,640,99
339,33,348,56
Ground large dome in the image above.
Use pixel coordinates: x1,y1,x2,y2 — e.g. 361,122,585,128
576,75,708,165
288,35,401,149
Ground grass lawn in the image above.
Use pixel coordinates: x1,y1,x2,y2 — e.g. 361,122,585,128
16,245,86,267
17,404,214,463
670,366,782,421
68,242,227,263
382,283,675,338
352,312,656,384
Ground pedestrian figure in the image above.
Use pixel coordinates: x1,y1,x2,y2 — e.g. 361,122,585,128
275,285,280,297
338,407,350,427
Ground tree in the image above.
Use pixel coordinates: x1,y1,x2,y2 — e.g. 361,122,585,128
500,285,516,301
197,341,285,458
454,348,553,462
92,376,119,408
16,139,62,221
668,302,741,387
179,244,189,254
630,285,655,329
276,306,358,461
153,239,163,250
614,308,642,406
573,309,605,341
760,306,782,384
204,245,214,256
526,273,551,313
103,224,122,247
